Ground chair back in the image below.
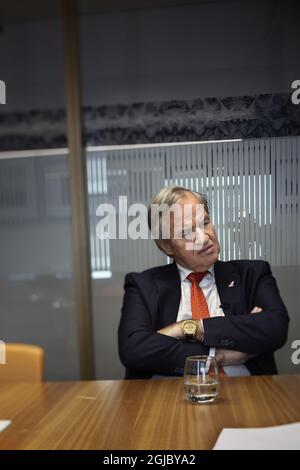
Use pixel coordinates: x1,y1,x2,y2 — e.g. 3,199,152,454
0,343,45,382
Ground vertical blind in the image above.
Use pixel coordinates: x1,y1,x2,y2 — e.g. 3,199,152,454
0,136,298,276
87,136,299,273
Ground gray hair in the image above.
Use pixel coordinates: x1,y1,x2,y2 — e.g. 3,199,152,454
148,185,209,254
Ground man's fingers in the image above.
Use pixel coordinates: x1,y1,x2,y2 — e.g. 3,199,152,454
217,349,250,366
251,306,263,313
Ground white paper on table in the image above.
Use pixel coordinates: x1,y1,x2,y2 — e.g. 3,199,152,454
213,422,300,450
0,420,11,433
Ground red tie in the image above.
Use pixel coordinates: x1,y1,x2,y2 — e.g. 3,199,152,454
187,272,210,320
187,272,226,377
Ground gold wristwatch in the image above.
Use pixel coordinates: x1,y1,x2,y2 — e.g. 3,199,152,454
181,320,198,339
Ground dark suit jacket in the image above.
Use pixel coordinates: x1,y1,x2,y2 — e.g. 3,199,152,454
118,260,289,379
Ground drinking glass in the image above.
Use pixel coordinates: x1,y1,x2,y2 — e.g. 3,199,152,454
184,355,220,404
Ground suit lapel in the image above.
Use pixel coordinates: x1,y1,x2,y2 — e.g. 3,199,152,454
214,260,241,316
156,262,181,327
155,260,242,325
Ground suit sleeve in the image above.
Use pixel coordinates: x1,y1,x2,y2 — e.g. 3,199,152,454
203,262,289,354
118,273,209,376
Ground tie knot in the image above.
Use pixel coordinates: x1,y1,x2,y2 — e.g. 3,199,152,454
187,271,208,285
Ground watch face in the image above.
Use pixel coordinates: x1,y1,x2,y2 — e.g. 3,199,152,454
183,321,197,335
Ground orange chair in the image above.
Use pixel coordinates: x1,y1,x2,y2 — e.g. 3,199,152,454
0,343,45,382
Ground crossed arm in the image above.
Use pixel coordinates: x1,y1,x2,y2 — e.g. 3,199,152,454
157,306,262,366
119,264,289,376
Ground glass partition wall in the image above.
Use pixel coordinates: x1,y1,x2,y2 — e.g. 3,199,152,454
79,0,300,379
0,15,80,379
85,137,300,378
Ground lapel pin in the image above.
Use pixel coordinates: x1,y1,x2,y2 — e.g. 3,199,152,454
228,280,235,287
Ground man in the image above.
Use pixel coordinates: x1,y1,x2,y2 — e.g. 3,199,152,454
118,186,289,379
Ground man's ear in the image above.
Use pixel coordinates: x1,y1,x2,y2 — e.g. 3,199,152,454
161,240,173,257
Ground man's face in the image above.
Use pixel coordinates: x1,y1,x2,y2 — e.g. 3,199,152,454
165,192,220,272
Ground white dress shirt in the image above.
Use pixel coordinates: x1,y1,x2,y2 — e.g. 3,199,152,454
176,263,250,377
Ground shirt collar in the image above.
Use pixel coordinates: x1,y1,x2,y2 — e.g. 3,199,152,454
176,262,215,282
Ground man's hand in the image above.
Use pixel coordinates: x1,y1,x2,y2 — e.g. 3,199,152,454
157,320,204,342
157,322,183,338
251,306,263,313
215,348,254,366
214,307,262,365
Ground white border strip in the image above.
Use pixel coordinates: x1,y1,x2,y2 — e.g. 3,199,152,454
87,139,242,152
0,139,242,159
0,148,69,160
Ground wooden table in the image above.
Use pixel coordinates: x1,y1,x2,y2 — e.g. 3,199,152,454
0,374,299,449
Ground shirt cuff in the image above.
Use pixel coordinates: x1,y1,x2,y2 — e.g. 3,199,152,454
209,347,216,357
